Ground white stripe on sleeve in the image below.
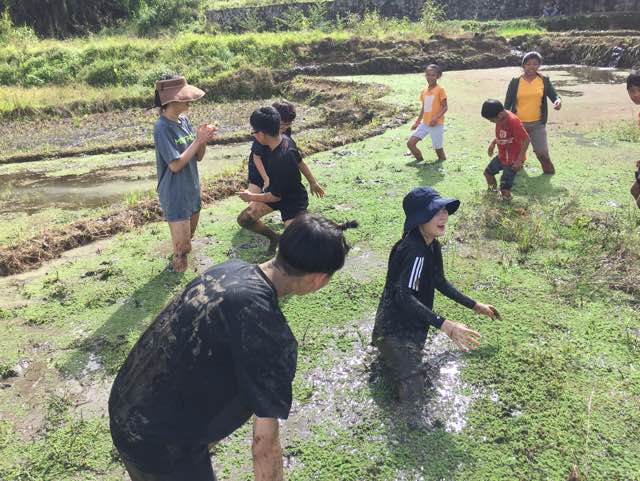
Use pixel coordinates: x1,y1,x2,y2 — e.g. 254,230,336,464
414,257,424,290
408,257,420,290
408,256,424,290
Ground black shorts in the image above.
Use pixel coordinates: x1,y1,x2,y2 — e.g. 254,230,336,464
267,199,308,222
635,169,640,183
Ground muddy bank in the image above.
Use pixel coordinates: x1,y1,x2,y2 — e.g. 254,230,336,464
513,32,640,68
0,77,410,276
3,31,638,137
282,34,521,76
0,35,519,130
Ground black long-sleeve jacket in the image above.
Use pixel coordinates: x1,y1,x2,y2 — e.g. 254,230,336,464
372,229,476,345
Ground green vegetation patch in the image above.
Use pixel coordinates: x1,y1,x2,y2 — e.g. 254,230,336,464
1,73,639,480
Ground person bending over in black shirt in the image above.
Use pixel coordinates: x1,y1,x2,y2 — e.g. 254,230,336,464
373,186,500,418
109,213,358,481
237,106,310,253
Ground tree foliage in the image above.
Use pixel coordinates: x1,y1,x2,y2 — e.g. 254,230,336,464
4,0,142,37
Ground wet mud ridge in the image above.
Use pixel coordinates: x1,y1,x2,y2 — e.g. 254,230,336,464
0,77,411,277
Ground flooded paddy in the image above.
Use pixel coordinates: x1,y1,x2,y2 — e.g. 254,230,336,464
1,67,639,480
0,98,323,162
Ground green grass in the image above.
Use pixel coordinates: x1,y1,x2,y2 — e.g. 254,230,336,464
1,73,638,480
0,15,549,116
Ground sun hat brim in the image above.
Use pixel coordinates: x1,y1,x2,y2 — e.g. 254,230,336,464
403,197,460,233
156,77,205,106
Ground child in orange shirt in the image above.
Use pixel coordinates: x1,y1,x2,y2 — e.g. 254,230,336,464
407,64,448,163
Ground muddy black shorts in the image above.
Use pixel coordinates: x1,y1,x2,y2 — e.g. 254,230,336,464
118,446,217,481
635,169,640,183
267,199,308,222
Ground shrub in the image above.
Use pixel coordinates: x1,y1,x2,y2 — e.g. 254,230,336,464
134,0,202,36
421,0,446,33
19,49,78,86
80,58,142,86
0,10,37,44
275,7,309,32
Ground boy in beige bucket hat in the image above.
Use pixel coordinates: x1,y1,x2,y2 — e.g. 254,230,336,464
153,74,217,272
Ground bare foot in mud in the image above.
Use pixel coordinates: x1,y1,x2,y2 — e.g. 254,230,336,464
172,254,188,273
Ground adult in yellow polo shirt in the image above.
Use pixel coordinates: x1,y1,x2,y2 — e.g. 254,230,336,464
504,51,562,174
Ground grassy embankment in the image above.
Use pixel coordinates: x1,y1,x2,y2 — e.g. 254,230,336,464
0,17,546,116
0,71,638,480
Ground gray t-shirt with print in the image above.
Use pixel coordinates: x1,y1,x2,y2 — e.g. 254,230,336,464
153,115,201,221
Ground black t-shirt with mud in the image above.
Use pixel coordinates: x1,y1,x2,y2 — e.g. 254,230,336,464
264,136,307,206
108,260,297,473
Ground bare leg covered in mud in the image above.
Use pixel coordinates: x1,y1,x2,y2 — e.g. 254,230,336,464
377,336,428,424
406,136,424,163
534,150,556,174
237,201,280,254
168,213,199,273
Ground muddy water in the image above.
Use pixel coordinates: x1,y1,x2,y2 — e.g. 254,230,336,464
284,317,473,444
0,142,249,215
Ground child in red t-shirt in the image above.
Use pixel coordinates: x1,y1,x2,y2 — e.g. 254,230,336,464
481,99,530,200
627,71,640,208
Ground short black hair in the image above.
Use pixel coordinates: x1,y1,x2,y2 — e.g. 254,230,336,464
522,51,543,66
272,100,296,123
250,106,280,137
426,64,443,76
481,99,505,120
275,214,358,276
628,69,640,89
154,73,181,111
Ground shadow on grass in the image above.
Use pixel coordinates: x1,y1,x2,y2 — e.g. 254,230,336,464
414,159,447,188
58,268,186,377
519,169,568,200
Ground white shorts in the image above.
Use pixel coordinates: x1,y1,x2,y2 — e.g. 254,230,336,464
410,123,445,149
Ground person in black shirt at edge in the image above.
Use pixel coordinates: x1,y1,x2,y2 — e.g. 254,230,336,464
248,100,324,200
109,214,358,481
237,106,310,253
373,186,500,416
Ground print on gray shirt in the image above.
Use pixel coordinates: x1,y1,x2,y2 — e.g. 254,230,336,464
153,115,202,221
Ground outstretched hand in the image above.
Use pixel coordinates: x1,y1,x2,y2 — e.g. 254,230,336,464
441,320,481,352
553,99,562,111
310,181,325,198
473,303,501,320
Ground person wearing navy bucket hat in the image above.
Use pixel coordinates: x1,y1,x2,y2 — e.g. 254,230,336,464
373,187,500,420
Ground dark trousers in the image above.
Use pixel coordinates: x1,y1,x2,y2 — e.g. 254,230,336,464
377,335,426,406
485,155,518,190
120,448,217,481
